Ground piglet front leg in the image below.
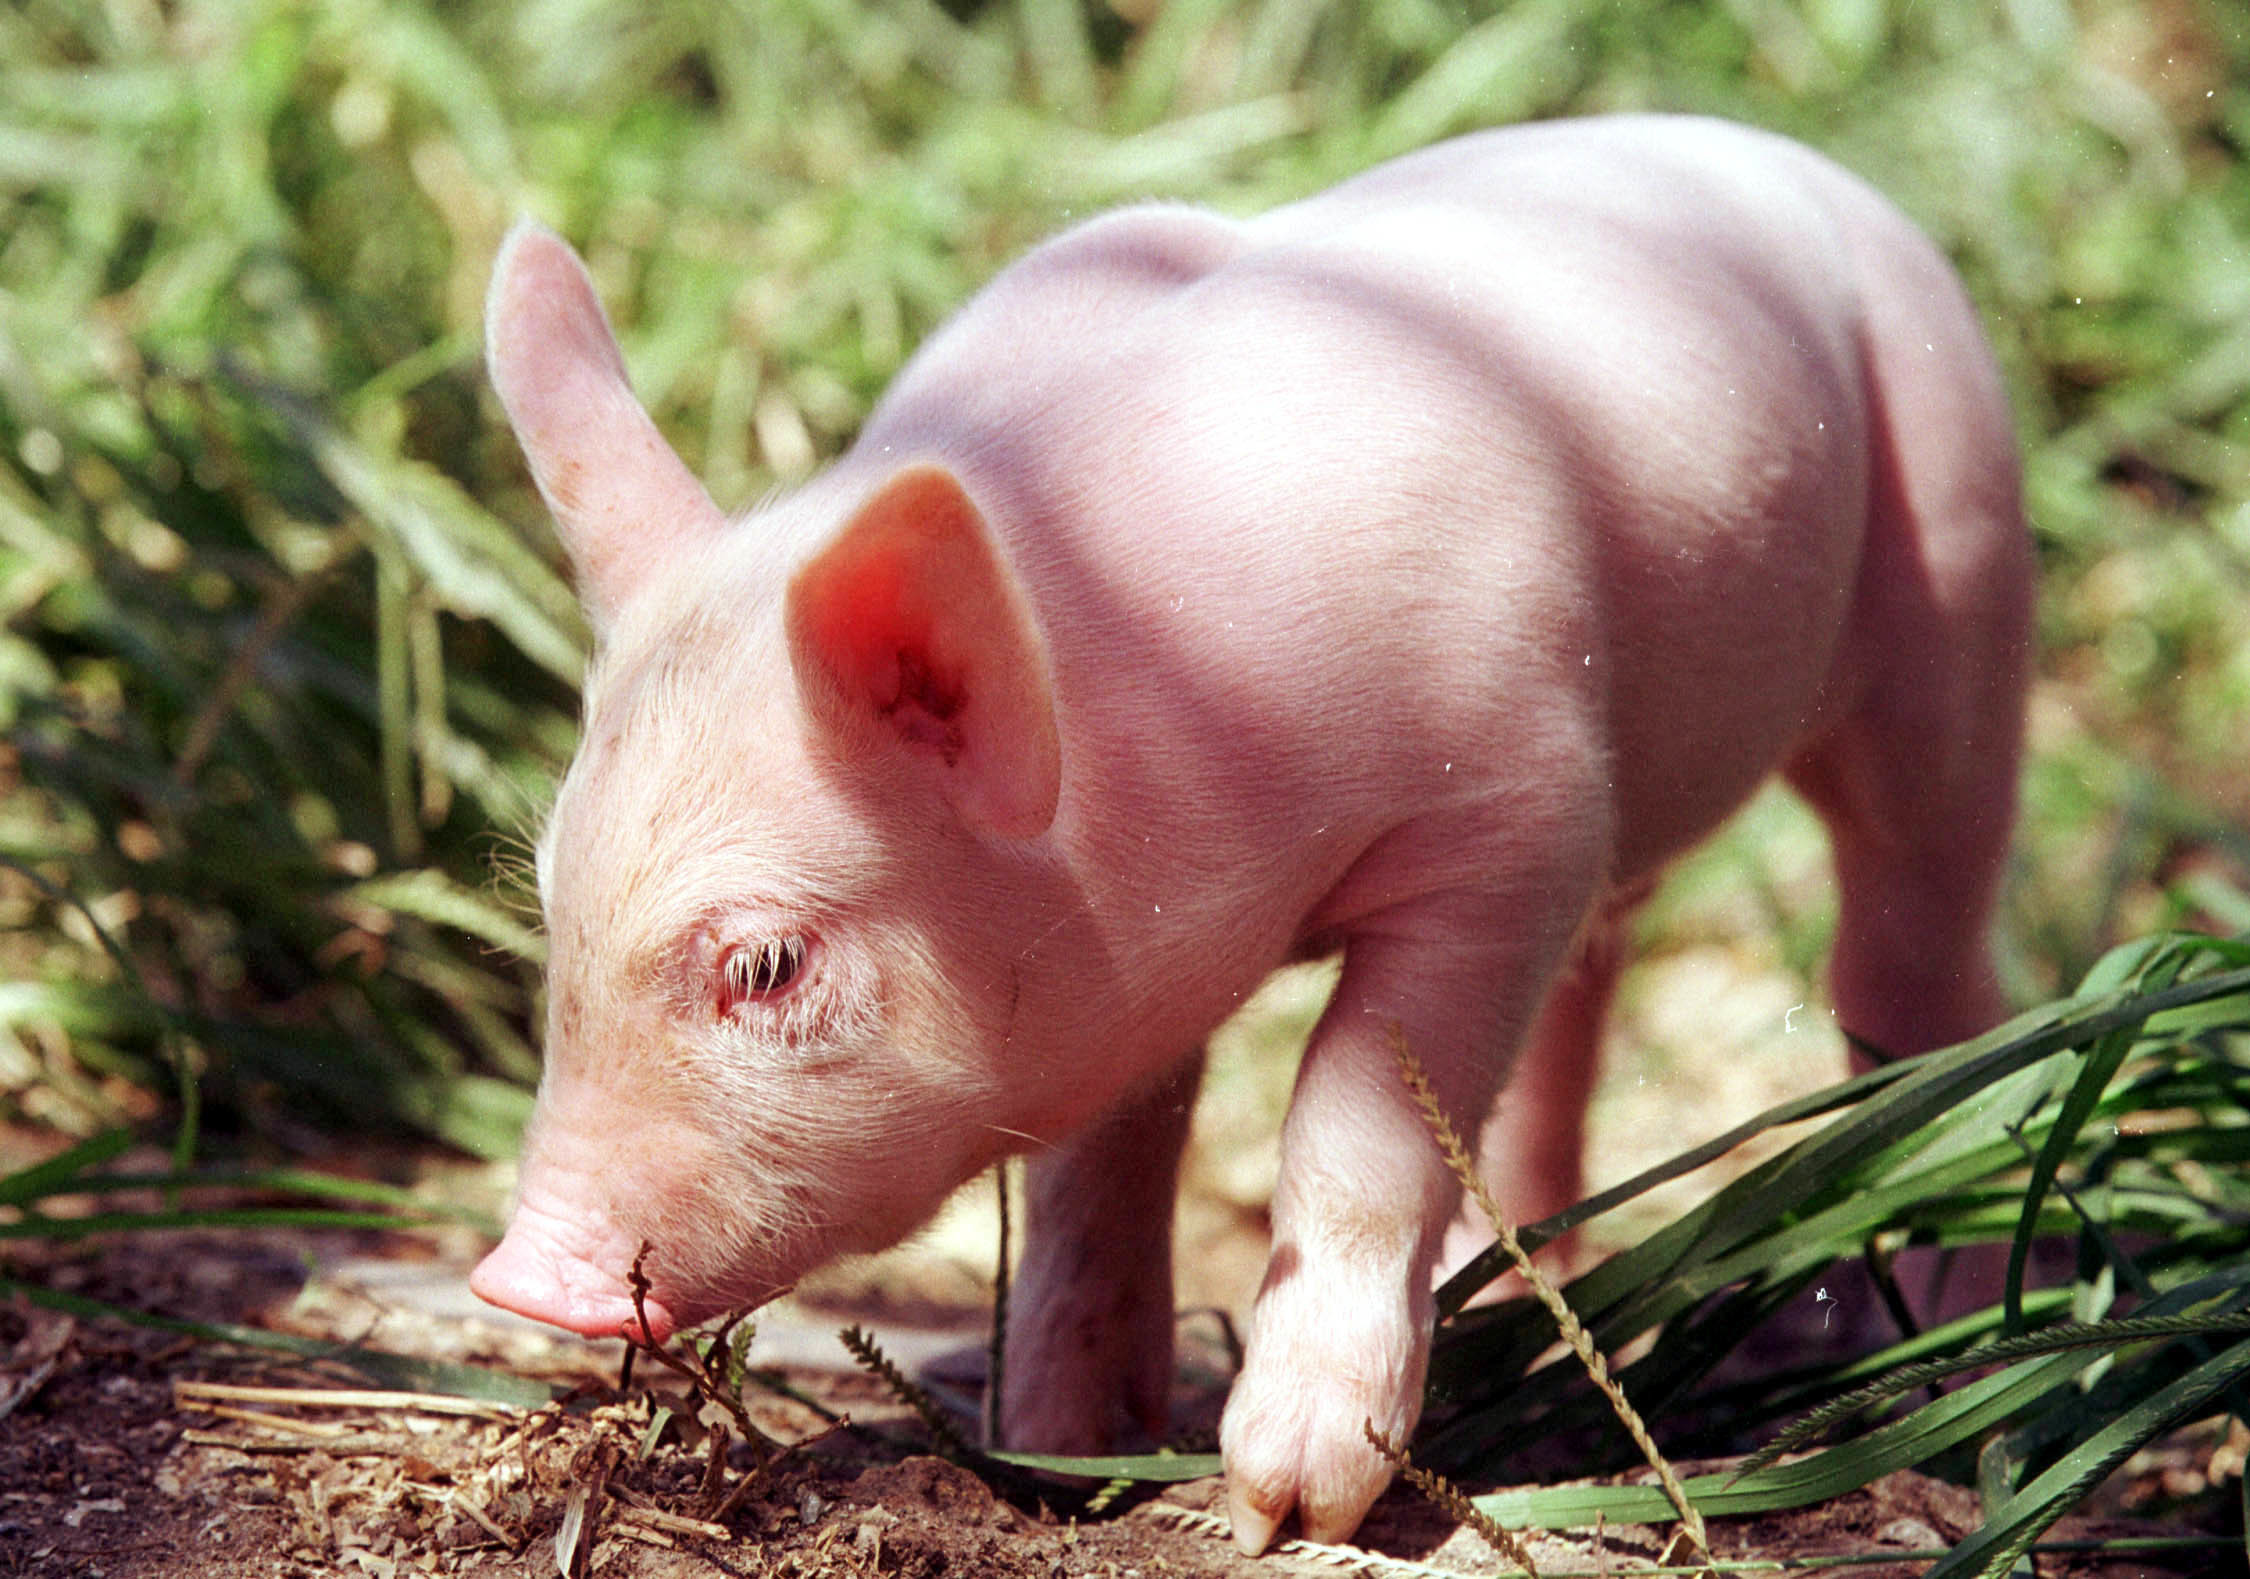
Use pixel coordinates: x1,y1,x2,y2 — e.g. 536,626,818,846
1221,857,1596,1553
1001,1053,1204,1454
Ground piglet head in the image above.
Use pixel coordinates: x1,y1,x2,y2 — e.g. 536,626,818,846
470,225,1070,1344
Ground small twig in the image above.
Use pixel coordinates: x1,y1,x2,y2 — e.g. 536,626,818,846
1391,1026,1713,1574
706,1457,778,1527
625,1244,667,1351
620,1243,787,1454
613,1503,732,1542
702,1419,852,1533
185,1404,354,1438
608,1241,844,1530
180,1428,400,1455
986,1158,1012,1448
172,529,361,785
171,1379,520,1421
695,1420,733,1517
1365,1421,1540,1577
405,1483,512,1545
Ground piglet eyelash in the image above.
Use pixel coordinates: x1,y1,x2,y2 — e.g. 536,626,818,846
721,936,808,1009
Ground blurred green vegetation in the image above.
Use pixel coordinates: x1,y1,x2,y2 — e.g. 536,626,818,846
1,0,2247,1155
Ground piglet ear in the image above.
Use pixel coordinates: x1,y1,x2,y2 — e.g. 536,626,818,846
786,465,1061,839
486,221,725,631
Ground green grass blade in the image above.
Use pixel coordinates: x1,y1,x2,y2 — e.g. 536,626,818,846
0,1130,136,1208
1018,0,1100,121
0,1278,557,1408
307,422,586,689
2007,1023,2134,1329
1436,1053,1905,1315
1475,1351,2091,1529
986,1448,1225,1482
3,1162,485,1218
1365,0,1587,162
1,1207,447,1241
348,869,548,964
1737,1308,2250,1478
1923,1336,2250,1579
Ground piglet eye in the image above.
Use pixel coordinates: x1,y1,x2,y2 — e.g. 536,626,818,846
718,935,808,1016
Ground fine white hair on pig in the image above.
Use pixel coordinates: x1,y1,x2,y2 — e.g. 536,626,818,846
724,935,806,1000
474,114,2032,1557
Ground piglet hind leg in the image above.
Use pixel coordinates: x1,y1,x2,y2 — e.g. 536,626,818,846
1786,261,2033,1067
1786,579,2028,1322
1784,240,2034,1324
1788,647,2025,1067
1000,1050,1205,1455
1220,863,1597,1553
1441,908,1631,1294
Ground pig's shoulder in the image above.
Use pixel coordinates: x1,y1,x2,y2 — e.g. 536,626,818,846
873,203,1251,426
996,200,1250,305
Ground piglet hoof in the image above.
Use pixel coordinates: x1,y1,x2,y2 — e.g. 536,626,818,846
1217,1277,1427,1553
997,1361,1169,1461
1219,1366,1413,1553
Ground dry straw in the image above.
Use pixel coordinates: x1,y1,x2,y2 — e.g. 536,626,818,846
1390,1025,1714,1574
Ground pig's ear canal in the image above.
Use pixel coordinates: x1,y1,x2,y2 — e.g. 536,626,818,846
485,221,727,631
785,464,1062,839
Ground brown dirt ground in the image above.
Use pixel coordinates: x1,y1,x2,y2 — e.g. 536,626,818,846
3,1215,2236,1579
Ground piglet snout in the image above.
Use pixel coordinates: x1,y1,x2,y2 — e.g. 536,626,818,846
470,1197,676,1344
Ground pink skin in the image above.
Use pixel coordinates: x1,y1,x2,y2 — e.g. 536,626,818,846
475,115,2031,1555
469,1185,675,1342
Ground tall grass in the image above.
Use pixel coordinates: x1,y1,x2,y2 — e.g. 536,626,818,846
984,932,2250,1571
